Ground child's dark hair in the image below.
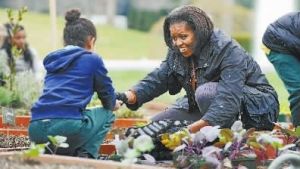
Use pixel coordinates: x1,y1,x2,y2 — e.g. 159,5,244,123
63,9,97,47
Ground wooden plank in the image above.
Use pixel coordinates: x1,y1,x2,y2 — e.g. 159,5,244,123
0,152,172,169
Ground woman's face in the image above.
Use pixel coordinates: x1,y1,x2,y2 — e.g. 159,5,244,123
169,22,196,57
12,30,26,49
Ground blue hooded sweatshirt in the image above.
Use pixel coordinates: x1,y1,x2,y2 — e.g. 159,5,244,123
31,46,116,121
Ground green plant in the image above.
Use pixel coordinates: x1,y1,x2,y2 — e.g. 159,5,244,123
14,71,42,110
127,6,167,32
23,135,69,158
0,86,22,107
23,143,46,158
115,108,144,118
47,135,69,154
113,135,155,164
6,7,28,91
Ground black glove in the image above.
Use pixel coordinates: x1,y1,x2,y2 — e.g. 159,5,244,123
125,120,192,138
115,92,128,104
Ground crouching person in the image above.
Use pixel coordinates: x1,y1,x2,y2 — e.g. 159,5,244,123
29,9,120,159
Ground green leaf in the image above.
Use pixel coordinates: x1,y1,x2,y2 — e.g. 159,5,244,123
248,141,262,149
133,135,154,152
219,129,233,143
295,126,300,137
23,143,46,157
59,143,69,148
54,135,67,144
48,135,58,145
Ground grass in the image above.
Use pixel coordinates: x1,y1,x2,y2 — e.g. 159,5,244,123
265,72,290,115
0,8,167,60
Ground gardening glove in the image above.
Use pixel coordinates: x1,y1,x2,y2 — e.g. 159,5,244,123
115,92,128,104
125,120,173,138
160,128,190,150
125,120,192,139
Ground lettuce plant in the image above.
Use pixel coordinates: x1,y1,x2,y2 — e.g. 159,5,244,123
113,135,155,164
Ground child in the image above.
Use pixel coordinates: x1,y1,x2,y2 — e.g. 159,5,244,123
29,9,120,158
262,12,300,127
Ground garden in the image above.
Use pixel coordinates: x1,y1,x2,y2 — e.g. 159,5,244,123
0,5,298,169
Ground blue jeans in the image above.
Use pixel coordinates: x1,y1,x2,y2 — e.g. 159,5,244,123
29,107,115,158
267,51,300,126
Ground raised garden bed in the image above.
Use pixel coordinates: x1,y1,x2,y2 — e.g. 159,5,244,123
0,115,148,155
0,152,168,169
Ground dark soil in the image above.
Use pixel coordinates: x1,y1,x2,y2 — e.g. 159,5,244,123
0,134,30,148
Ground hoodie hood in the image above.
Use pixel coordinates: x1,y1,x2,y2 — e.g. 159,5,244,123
44,46,90,73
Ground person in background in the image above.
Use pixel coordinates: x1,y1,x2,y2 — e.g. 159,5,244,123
0,24,7,86
262,12,300,127
29,9,121,159
0,23,40,77
117,5,279,133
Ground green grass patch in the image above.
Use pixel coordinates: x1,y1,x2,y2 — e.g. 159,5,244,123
0,8,166,60
265,72,290,115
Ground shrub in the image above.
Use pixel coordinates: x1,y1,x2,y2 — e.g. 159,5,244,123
232,32,252,53
127,7,167,32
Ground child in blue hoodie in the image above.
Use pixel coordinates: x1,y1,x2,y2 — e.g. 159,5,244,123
29,9,120,158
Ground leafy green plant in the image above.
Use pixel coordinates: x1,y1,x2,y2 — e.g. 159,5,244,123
23,135,69,158
115,108,144,119
6,7,28,91
47,135,69,154
0,86,22,107
113,135,155,164
14,71,42,110
23,143,46,158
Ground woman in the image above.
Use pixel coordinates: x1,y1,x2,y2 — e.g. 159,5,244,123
29,9,120,158
263,12,300,127
117,6,279,133
0,23,39,74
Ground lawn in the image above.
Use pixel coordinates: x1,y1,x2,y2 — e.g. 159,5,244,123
0,8,167,60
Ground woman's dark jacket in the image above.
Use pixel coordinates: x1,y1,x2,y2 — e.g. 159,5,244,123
262,12,300,58
129,30,279,128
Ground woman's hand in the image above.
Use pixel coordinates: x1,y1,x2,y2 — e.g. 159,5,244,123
187,119,209,133
115,90,136,105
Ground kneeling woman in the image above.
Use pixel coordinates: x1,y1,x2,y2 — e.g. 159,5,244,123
117,6,279,132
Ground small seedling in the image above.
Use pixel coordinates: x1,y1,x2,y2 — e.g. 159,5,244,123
47,135,69,154
23,143,46,158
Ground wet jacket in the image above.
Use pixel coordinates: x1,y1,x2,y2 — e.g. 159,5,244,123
129,30,278,128
263,12,300,58
31,46,116,121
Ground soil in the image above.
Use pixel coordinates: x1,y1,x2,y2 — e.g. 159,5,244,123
0,155,96,169
0,134,30,148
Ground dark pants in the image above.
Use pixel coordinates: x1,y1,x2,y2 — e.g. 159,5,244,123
267,51,300,127
29,107,115,158
151,82,218,122
152,82,277,130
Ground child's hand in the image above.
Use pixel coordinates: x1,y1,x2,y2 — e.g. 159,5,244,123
113,100,122,111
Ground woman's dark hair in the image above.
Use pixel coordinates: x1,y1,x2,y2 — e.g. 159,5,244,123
163,6,214,53
2,23,34,70
63,9,97,47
